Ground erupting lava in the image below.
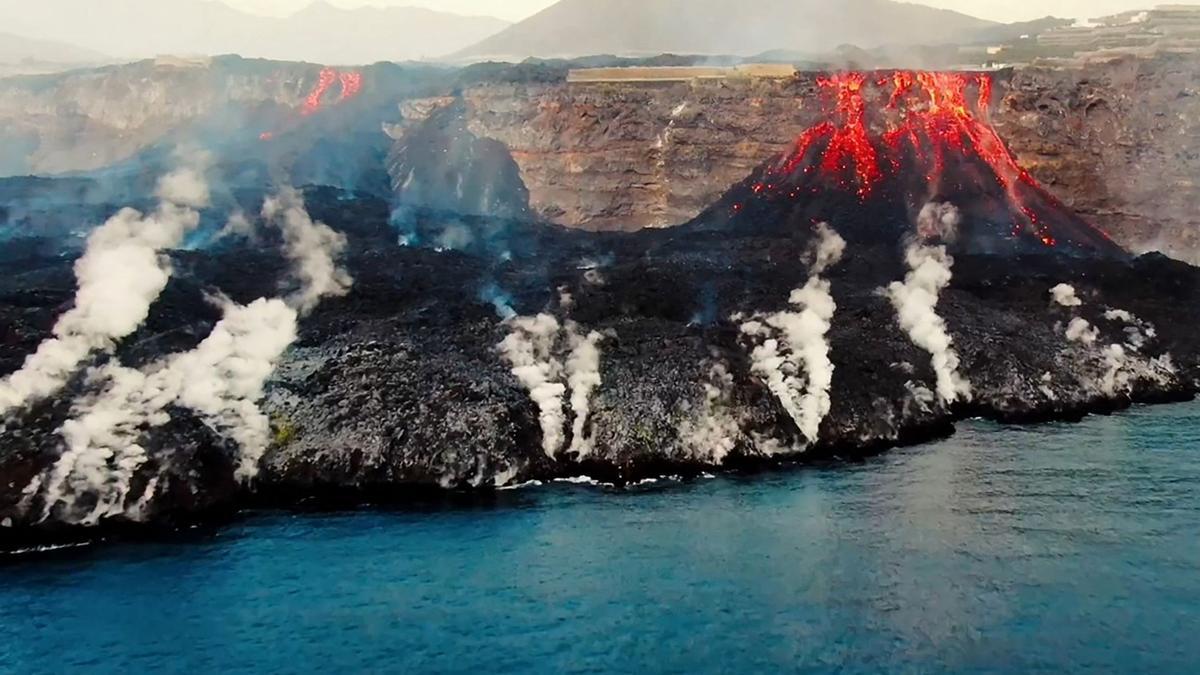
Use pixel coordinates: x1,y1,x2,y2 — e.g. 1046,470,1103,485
746,70,1116,253
260,66,364,141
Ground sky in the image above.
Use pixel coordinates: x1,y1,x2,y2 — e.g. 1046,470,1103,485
222,0,1165,24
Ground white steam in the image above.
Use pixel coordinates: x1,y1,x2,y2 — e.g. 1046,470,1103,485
496,300,605,459
37,188,350,524
1051,283,1083,308
678,361,742,464
886,224,972,406
916,201,962,243
739,222,845,444
499,314,567,458
565,326,603,457
1065,317,1100,345
1054,288,1176,398
263,187,353,315
0,168,208,417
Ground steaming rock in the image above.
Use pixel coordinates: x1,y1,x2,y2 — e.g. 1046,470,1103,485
740,222,845,444
34,186,355,524
565,323,604,458
886,241,972,406
1051,283,1083,307
0,169,207,417
678,361,742,464
499,314,567,458
263,187,353,315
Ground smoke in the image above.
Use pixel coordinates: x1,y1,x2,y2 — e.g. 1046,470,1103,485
262,187,353,316
886,228,972,406
739,222,845,444
0,167,209,417
498,314,567,458
678,361,742,464
1054,288,1176,398
564,324,604,457
36,187,350,524
496,291,605,460
916,201,962,243
1051,283,1083,307
1065,317,1099,345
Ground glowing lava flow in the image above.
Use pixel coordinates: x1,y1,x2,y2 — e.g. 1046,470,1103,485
260,66,365,140
815,73,881,198
751,70,1116,250
301,67,340,116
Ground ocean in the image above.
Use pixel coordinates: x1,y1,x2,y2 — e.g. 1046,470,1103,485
3,402,1198,673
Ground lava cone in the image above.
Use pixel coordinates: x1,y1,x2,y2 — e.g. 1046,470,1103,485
695,71,1124,257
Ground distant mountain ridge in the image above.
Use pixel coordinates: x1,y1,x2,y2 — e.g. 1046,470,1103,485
455,0,999,60
0,32,109,64
0,0,510,64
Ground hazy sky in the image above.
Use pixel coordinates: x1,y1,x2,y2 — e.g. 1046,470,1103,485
223,0,1161,23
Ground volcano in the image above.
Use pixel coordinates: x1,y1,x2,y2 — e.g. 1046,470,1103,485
698,70,1122,257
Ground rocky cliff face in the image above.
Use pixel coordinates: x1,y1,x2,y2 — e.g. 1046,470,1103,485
997,57,1200,263
2,54,1198,257
382,55,1200,262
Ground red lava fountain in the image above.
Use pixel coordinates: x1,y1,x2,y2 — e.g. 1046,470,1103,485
745,70,1117,253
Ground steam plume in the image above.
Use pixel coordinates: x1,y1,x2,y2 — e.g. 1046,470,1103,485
739,222,845,444
678,361,742,464
38,188,350,523
886,205,972,405
499,314,567,458
565,324,604,457
496,291,605,459
0,168,208,417
1065,317,1099,345
263,187,353,315
1051,283,1083,307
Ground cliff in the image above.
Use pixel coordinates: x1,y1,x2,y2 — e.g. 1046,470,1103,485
1,54,1199,260
384,55,1200,262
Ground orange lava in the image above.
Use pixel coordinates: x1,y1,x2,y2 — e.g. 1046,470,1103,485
756,70,1099,247
261,66,365,140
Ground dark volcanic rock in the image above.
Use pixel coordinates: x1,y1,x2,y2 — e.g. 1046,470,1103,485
0,181,1198,551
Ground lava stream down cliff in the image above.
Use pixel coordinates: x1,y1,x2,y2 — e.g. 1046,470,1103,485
259,66,364,141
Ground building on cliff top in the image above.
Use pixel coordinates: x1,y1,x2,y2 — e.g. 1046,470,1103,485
567,64,797,84
153,55,214,69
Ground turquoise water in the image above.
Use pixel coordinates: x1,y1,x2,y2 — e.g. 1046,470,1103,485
2,403,1199,674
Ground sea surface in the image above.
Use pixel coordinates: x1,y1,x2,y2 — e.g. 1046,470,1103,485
2,402,1199,674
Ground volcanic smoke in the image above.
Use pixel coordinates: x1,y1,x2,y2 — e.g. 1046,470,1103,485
0,167,209,418
38,188,353,524
739,222,846,444
887,203,972,406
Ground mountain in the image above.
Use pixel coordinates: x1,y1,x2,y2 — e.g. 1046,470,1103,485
0,32,109,64
454,0,997,61
0,0,509,64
